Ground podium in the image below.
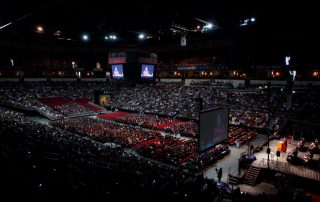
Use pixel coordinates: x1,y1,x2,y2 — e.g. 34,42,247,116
277,141,283,152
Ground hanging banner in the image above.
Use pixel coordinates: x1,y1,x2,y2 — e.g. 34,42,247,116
181,35,186,46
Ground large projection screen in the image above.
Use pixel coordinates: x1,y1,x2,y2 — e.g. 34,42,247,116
111,64,124,79
141,64,154,78
199,108,229,151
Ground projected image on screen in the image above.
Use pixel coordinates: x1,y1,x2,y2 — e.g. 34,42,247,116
199,108,228,151
141,64,154,78
112,64,124,78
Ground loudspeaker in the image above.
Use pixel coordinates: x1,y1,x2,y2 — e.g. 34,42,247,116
276,150,280,157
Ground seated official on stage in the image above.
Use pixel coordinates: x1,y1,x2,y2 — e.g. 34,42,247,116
309,138,319,154
303,151,313,166
287,148,299,164
297,138,305,151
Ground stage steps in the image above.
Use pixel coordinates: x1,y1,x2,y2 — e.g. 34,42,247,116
227,174,242,185
244,165,261,186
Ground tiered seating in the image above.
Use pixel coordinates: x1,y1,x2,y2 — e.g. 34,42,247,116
74,98,104,112
113,113,177,129
0,81,112,119
38,97,93,116
50,117,160,147
49,115,230,171
1,108,214,202
112,84,287,130
135,136,198,166
38,97,71,106
182,144,231,171
164,121,198,138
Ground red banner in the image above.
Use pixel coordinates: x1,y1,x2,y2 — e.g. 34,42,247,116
108,57,126,64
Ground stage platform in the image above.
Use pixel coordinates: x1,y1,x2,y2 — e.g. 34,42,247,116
252,139,320,181
202,134,320,195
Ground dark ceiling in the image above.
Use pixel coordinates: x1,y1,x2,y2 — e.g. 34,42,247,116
0,1,319,51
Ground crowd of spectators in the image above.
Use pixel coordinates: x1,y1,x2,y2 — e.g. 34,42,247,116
0,81,111,119
1,81,319,134
182,144,231,171
53,103,92,116
164,121,198,138
112,83,288,130
114,113,175,129
190,80,233,88
135,136,197,165
0,107,219,201
228,126,258,146
1,82,317,201
112,113,199,139
0,81,310,131
50,117,160,147
49,116,230,171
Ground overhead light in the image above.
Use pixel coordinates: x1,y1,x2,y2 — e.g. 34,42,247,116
138,33,145,39
201,23,215,32
206,23,213,29
36,26,44,33
109,35,117,40
82,34,89,41
240,17,256,26
0,22,13,30
313,71,319,77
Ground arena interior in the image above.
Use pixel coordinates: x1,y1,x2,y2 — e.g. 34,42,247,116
0,1,320,202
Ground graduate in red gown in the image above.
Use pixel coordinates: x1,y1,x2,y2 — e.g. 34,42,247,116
283,137,287,152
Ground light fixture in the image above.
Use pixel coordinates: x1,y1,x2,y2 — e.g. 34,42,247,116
82,34,89,41
138,33,145,39
36,26,44,33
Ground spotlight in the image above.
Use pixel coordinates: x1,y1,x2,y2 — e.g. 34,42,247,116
206,23,213,29
138,33,145,39
82,34,89,41
36,26,44,33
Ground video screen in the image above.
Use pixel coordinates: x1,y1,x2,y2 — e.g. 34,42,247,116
199,108,229,151
112,64,124,78
141,64,154,78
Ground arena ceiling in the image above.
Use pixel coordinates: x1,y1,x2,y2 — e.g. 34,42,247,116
0,0,319,57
